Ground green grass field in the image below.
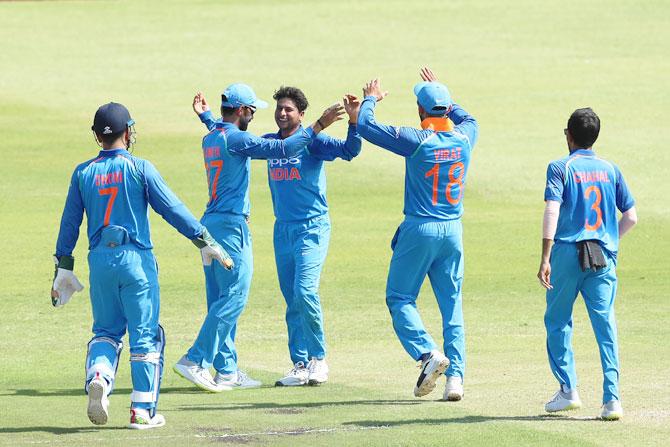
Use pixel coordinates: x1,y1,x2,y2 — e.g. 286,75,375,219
1,0,669,445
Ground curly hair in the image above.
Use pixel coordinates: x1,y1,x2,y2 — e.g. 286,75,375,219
273,86,309,112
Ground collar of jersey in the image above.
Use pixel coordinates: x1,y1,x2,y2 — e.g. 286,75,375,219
99,148,129,157
276,124,304,140
420,117,453,132
570,148,595,157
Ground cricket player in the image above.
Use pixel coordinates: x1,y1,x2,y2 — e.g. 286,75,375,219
261,87,361,386
356,68,478,400
174,83,345,392
52,102,232,429
538,107,637,420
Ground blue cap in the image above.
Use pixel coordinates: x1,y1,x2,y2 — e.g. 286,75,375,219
413,82,452,115
92,102,135,135
221,83,268,109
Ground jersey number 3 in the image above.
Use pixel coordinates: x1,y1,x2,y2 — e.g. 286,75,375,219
98,187,118,227
425,162,465,206
584,185,603,231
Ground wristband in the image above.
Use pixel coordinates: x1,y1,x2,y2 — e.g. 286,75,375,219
317,119,325,129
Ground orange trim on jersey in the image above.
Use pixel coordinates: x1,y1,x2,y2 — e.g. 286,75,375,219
420,117,453,132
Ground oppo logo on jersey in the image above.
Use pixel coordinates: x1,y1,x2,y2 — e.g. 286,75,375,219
268,157,300,167
268,158,302,182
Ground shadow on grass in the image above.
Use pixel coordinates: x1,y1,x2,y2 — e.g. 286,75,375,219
0,386,209,397
344,414,600,426
0,426,128,434
177,399,423,412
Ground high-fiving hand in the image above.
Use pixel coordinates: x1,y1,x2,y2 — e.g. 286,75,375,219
362,79,389,102
193,92,211,115
343,94,361,123
420,67,439,82
314,103,346,132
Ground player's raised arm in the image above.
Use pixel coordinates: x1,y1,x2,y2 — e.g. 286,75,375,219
309,95,362,161
193,92,219,131
235,103,345,160
357,78,425,157
308,102,346,135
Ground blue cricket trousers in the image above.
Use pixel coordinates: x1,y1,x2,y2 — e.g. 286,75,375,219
545,242,620,403
86,233,165,415
385,217,465,378
186,213,252,374
273,214,331,365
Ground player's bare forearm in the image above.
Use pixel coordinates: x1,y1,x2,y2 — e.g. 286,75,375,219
537,238,554,290
618,207,638,238
540,238,553,263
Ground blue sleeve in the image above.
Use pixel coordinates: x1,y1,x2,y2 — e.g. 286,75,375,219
198,110,219,132
615,167,635,212
544,161,565,202
309,124,362,161
142,161,204,240
230,127,315,160
55,167,85,257
356,96,424,157
448,103,479,149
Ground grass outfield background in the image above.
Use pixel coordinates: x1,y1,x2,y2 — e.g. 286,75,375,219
0,0,668,445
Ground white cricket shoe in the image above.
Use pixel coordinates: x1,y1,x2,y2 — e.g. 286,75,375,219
414,350,449,397
87,376,109,425
307,358,329,386
443,375,464,401
173,355,224,392
600,400,623,420
545,387,582,412
275,362,309,387
128,408,166,430
214,370,262,389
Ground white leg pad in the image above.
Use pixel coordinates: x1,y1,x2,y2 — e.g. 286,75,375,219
131,390,155,403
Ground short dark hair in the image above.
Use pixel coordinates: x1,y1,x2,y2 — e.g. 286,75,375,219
273,86,309,112
220,95,240,117
568,108,600,148
97,130,125,145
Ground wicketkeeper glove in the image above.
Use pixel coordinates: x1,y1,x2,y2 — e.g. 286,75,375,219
51,255,84,307
192,228,234,270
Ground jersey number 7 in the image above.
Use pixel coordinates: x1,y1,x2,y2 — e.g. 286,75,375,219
425,162,465,206
98,187,118,226
206,160,223,203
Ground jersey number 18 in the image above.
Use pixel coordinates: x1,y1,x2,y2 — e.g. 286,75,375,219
425,162,465,206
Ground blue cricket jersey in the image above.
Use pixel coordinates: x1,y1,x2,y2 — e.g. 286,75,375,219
357,96,478,220
544,149,635,258
198,111,315,217
55,148,204,257
262,124,362,222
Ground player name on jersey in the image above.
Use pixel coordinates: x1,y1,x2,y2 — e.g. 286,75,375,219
203,146,221,159
94,171,123,186
433,148,462,161
573,170,611,184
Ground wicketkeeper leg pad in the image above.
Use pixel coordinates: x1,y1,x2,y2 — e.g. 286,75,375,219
85,336,123,395
129,325,165,416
